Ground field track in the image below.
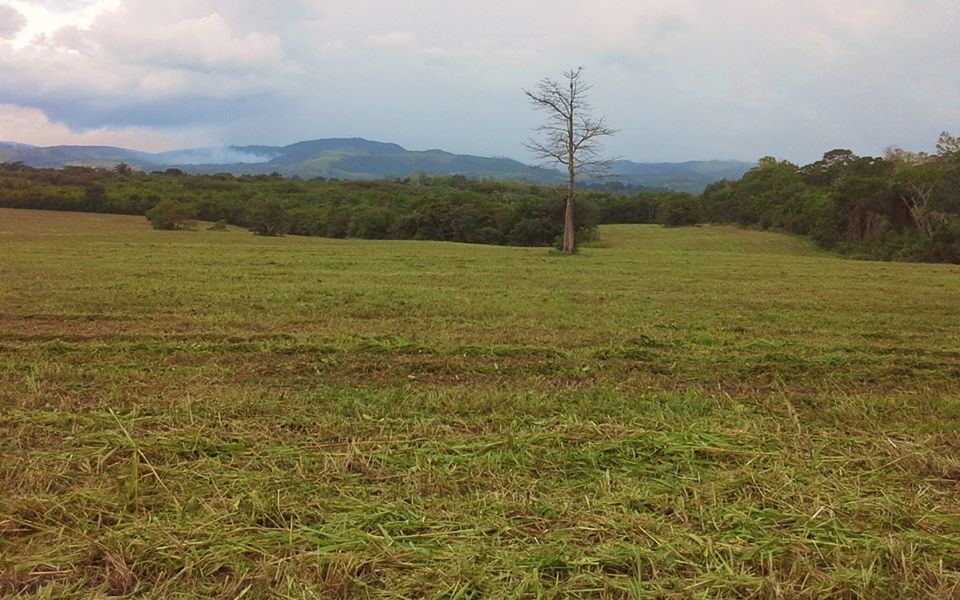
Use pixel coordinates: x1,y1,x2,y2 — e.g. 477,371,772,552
1,208,959,598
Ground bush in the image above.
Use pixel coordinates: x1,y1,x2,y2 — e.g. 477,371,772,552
348,207,394,239
508,218,551,246
472,226,503,245
146,199,195,230
656,193,705,227
246,199,288,236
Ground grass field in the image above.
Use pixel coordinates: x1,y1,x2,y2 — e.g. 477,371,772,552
1,207,959,599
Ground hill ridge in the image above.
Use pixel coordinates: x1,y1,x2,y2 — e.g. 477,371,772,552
0,137,753,193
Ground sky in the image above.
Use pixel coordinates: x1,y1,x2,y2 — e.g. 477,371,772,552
0,0,958,164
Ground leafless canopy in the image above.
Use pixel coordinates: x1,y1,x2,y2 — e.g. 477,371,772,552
523,67,616,253
523,67,617,184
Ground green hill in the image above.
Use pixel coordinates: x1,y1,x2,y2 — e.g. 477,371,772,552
0,137,752,192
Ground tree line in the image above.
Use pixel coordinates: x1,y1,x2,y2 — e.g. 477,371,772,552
700,133,960,263
0,163,695,247
3,132,957,264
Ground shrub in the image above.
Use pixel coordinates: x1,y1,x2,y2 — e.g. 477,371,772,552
146,199,195,230
246,199,288,236
656,193,705,227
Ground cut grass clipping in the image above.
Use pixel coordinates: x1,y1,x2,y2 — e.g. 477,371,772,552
1,208,959,598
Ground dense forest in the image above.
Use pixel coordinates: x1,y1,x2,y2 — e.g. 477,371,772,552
0,163,687,247
701,132,960,263
1,131,958,263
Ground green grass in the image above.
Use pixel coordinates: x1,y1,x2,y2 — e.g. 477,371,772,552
1,208,959,598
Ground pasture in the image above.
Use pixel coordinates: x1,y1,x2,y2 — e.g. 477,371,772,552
1,208,958,598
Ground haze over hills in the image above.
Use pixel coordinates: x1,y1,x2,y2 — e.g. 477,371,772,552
0,138,753,193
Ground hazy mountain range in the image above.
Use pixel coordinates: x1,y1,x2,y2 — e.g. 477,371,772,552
0,138,753,193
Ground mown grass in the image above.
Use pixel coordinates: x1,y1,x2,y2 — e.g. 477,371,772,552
1,207,958,598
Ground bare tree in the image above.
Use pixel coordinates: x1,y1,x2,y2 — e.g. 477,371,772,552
524,67,616,253
886,145,948,238
935,131,960,157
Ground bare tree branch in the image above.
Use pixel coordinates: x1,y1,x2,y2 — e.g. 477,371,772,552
525,67,616,253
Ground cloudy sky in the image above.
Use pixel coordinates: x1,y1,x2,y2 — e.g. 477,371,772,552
0,0,958,163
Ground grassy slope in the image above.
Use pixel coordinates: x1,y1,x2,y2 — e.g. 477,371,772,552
1,208,958,598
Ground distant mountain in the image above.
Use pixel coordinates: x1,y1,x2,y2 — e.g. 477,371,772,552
604,159,753,193
0,144,151,167
265,138,405,165
0,137,753,193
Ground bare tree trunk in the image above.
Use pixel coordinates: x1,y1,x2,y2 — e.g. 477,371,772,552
903,182,936,237
524,68,615,253
563,81,576,253
562,193,575,253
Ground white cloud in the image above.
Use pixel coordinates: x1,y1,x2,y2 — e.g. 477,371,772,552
92,11,284,73
0,0,298,132
1,0,958,160
7,0,117,45
0,3,27,38
365,31,420,49
0,103,210,149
